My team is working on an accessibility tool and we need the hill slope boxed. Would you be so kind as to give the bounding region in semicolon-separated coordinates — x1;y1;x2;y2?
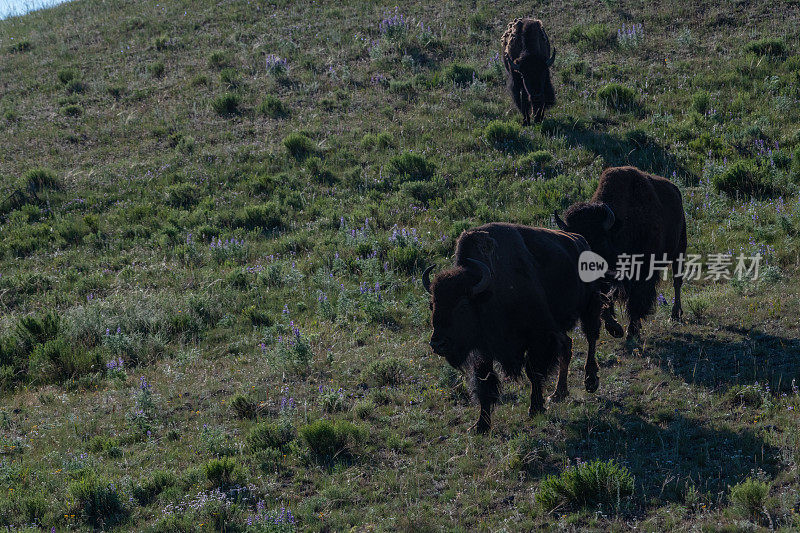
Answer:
1;0;800;530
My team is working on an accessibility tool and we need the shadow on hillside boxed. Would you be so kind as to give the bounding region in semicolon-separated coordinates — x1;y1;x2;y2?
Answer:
562;398;782;502
541;118;697;184
648;328;800;393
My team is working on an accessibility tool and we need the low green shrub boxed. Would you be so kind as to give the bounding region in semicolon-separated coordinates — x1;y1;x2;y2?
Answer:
729;477;770;520
247;420;296;451
745;38;786;57
691;90;711;114
284;132;315;161
441;62;477;85
299;419;365;462
202;457;244;489
211;92;240;115
69;473;127;528
362;357;408;386
712;159;774;197
387;152;435;184
22;168;61;193
568;24;615;50
597;83;638;111
484;120;526;150
132;470;175;506
535;459;634;511
257;95;288;118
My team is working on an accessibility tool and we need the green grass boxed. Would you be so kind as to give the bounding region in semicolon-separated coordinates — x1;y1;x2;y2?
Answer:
1;0;800;530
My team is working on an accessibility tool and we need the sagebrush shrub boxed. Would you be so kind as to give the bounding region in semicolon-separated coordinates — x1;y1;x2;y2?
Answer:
441;62;477;85
203;457;243;488
304;156;336;185
65;79;86;94
535;459;634;511
241;305;273;327
568;24;615;50
362;357;408;386
234;203;282;231
387;152;435;183
691;90;711;114
57;68;78;84
230;394;258;419
61;104;84;117
745;38;786;57
247;420;295;451
598;83;638;111
484;120;525;150
712;159;771;197
211;92;240;115
149;61;165;78
219;68;239;88
132;470;175;506
69;473;127;527
165;183;198;208
257;95;288;118
22;168;61;193
284;132;315;160
299;419;365;462
208;51;230;69
14;311;60;352
729;478;770;520
400;180;442;205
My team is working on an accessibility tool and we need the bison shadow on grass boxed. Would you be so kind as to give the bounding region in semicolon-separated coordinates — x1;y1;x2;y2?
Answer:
559;399;783;504
649;327;800;393
540;118;697;184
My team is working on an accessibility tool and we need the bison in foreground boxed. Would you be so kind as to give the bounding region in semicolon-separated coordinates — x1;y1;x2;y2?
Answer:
423;223;620;433
501;18;556;125
555;166;687;341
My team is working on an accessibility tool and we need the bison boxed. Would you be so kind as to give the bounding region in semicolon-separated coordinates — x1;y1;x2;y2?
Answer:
554;166;688;341
501;18;556;125
422;223;621;433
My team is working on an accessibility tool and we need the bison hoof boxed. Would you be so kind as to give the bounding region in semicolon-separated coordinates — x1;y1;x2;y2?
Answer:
548;390;568;403
584;373;599;393
472;420;491;434
528;403;545;417
605;320;625;339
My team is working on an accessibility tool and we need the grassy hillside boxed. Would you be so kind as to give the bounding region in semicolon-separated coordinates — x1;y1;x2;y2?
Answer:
1;0;800;530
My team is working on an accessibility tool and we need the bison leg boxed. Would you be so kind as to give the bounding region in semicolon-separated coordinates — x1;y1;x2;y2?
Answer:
532;102;546;123
671;229;687;320
625;280;657;343
519;74;536;126
548;334;571;403
524;360;546;416
471;360;499;434
671;268;684;320
581;295;602;393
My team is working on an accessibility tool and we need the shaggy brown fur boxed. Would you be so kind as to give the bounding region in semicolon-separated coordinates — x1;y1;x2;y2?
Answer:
424;223;620;434
555;166;688;342
501;18;556;124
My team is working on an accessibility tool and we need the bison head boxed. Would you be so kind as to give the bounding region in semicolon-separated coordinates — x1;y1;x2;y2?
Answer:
554;202;618;264
422;259;491;368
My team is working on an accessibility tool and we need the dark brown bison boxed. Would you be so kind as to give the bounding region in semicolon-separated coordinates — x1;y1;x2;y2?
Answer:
501;18;556;125
422;223;621;433
554;166;687;341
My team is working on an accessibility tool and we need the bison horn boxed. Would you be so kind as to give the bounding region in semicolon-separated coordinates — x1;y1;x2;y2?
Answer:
546;47;556;67
553;210;569;231
602;204;616;231
466;258;491;296
422;265;434;294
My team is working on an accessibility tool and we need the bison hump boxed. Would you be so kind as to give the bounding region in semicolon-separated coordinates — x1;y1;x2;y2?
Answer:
501;18;550;61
